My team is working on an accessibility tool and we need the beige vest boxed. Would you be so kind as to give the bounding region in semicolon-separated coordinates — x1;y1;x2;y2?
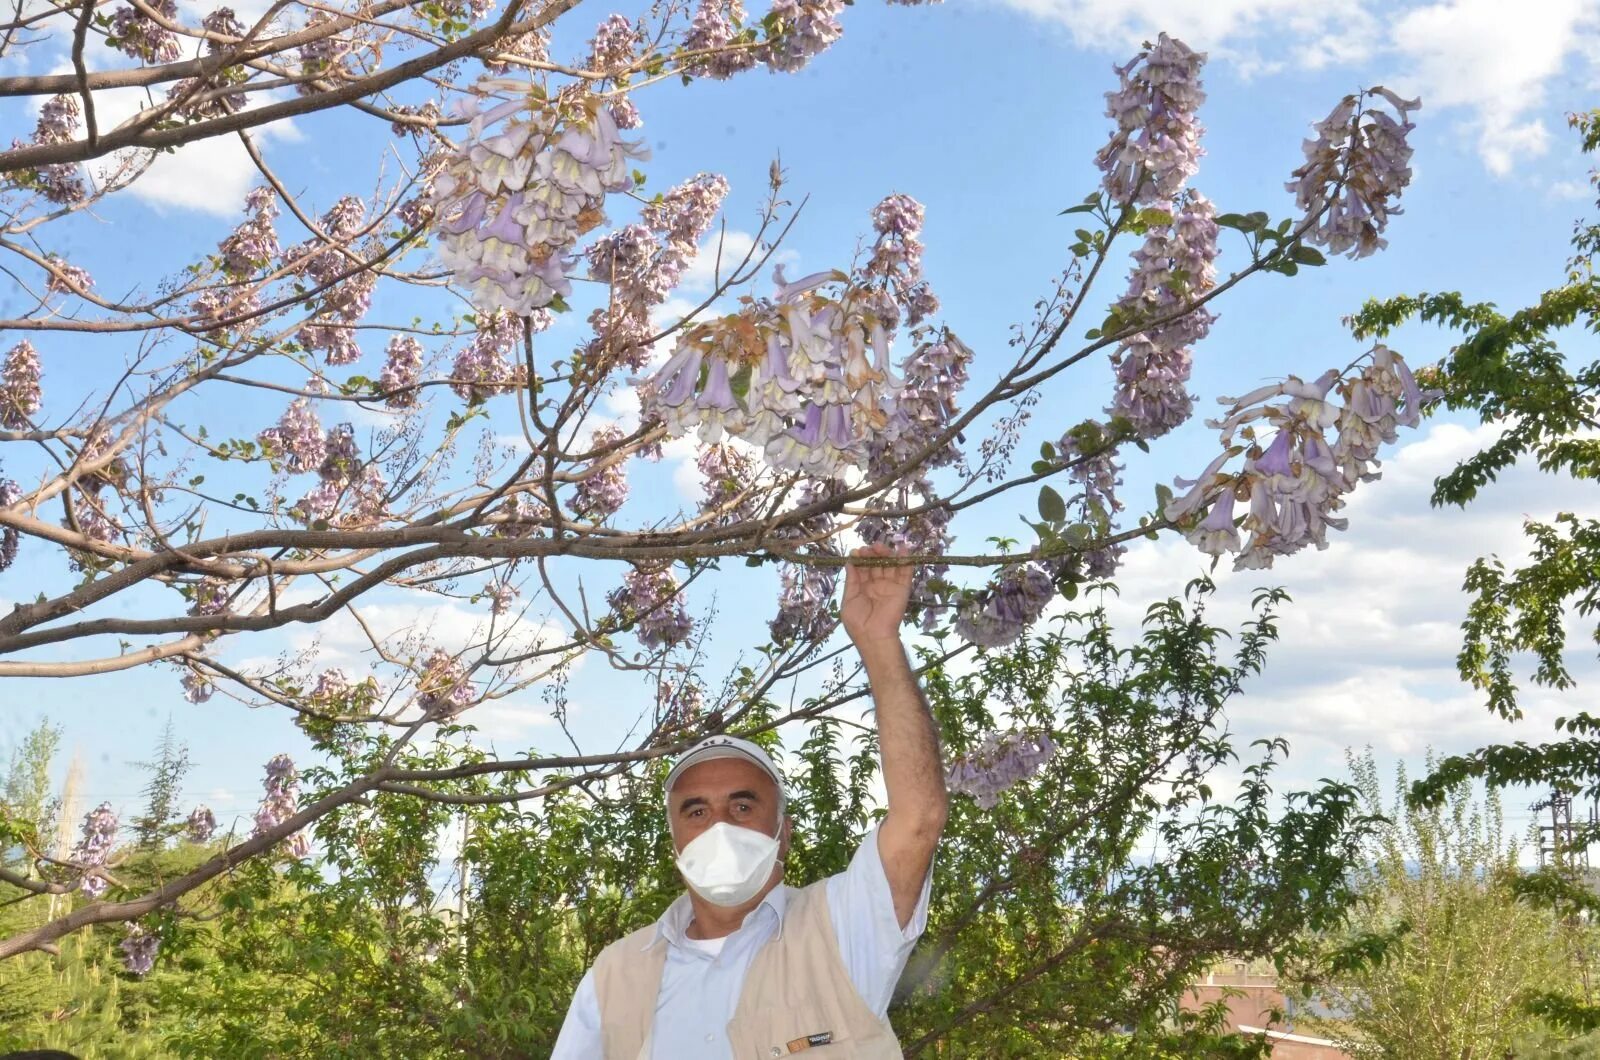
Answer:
591;881;904;1059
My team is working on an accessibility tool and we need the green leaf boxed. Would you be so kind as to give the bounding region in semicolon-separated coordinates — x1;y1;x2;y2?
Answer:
1290;244;1328;266
1038;485;1067;523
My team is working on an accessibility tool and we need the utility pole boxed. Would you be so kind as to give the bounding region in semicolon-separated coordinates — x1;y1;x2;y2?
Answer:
1533;790;1590;872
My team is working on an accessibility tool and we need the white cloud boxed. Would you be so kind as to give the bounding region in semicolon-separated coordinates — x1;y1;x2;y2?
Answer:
64;78;302;216
679;230;799;294
990;0;1600;175
1388;0;1595;176
986;0;1381;72
1548;177;1596;201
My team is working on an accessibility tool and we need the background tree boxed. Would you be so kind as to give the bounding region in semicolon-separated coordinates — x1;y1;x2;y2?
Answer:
1350;108;1600;1034
1;719;62;854
129;717;192;849
1301;751;1594;1059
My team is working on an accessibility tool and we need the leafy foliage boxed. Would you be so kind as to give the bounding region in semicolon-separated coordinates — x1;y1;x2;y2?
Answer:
1299;752;1600;1059
1;582;1374;1057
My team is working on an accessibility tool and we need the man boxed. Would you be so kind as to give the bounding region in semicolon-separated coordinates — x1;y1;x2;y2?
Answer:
551;544;948;1058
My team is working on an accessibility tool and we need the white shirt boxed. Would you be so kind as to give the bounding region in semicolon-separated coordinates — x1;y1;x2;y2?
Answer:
550;824;932;1059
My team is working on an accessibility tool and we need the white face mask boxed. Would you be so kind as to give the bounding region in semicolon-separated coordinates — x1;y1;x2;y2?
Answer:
674;819;782;907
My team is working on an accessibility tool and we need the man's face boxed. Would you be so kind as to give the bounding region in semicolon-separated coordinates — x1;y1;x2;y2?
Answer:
668;757;789;856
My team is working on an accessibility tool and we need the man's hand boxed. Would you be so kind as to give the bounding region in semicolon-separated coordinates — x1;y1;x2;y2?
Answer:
841;543;913;646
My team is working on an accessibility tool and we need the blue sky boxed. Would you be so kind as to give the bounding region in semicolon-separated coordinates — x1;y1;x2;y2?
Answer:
3;0;1599;849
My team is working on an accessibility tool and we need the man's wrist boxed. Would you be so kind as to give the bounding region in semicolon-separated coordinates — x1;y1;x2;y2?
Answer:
852;634;910;672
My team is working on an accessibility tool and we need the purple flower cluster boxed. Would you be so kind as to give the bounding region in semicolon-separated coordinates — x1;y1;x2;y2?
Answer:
769;563;837;645
607;564;693;648
0;478;20;572
107;0;180;64
585;172;729;371
1167;344;1434;569
430;90;644;316
696;443;759;524
258;399;326;473
216;174;279;269
1053;430;1126;579
486;580;519;616
451;308;540;404
298;11;353;93
380;335;425;408
185;805;217;843
568;425;630;521
309;667;378;712
641;193;945;478
656;678;704;728
589;14;641;74
202;7;243;45
491;492;548;538
295;423;388;527
72;802;119;897
44;256;93;297
181;668;214;704
14;95;87;205
485;27;550;74
417;650;475;716
120;922;160;976
1;340;42;429
953;563;1056;648
252;754;311;858
681;0;759;79
1288;87;1419;259
1107;192;1218;441
1096;33;1207;206
946;731;1056;809
763;0;845;74
189;577;231;616
875;332;970;474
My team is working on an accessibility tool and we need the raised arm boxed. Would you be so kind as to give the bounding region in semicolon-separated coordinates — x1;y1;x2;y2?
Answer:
841;543;949;929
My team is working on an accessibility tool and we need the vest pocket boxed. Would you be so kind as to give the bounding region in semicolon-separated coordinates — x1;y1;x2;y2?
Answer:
747;1003;850;1056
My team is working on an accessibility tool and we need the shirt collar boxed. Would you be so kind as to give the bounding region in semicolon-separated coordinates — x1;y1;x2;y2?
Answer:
644;882;790;952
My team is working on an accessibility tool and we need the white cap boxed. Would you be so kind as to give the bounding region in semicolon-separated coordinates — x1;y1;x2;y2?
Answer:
664;735;785;799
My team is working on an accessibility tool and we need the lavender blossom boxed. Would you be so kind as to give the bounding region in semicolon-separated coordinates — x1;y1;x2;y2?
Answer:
379;335;425;408
769;563;837;645
72;802;119;897
258;398;326;473
0;478;20;571
1;340;42;429
450;310;531;403
953;564;1056;648
416;650;475;717
762;0;845;74
946;731;1056;808
44;256;93;297
190;577;231;616
107;0;180;64
16;95;87;204
589;14;641;74
252;754;310;858
607;564;692;648
569;425;630;521
1166;346;1435;569
181;669;214;704
120;922;160;976
656;679;704;728
185;805;217;843
1288;88;1419;259
1096;33;1207;206
682;0;759;79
